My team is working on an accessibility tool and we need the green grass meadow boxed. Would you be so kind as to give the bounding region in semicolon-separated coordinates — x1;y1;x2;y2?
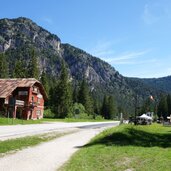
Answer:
0;117;43;125
61;124;171;171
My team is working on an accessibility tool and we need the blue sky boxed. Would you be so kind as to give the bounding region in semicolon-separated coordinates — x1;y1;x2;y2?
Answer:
1;0;171;78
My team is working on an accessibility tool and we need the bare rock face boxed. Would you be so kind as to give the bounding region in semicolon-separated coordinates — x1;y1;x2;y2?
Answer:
3;39;11;51
0;17;61;53
49;38;60;51
85;66;100;83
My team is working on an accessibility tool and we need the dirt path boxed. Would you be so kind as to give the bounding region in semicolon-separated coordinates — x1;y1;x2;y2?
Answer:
0;123;119;171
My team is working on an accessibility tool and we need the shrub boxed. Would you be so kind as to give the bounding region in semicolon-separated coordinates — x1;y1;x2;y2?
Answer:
43;109;55;118
95;115;104;120
68;103;94;119
76;113;93;119
71;103;86;116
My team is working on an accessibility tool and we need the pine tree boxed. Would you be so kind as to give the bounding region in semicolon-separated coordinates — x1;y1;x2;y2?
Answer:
40;71;49;95
157;95;168;119
78;79;93;115
140;96;155;114
14;59;27;78
54;61;73;118
101;95;117;119
108;96;117;119
167;94;171;115
101;95;109;119
28;49;39;79
0;53;8;78
94;100;100;115
73;86;78;103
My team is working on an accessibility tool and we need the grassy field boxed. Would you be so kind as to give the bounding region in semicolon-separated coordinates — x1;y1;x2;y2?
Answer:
0;117;43;125
0;131;75;156
61;124;171;171
0;117;109;125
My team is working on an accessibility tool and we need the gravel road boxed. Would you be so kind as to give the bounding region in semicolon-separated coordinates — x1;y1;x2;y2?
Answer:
0;121;119;171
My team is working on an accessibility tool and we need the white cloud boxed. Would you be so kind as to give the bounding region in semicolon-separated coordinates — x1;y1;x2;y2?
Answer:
107;50;148;62
42;17;53;25
112;58;157;65
87;39;155;66
87;39;156;67
88;39;122;58
142;4;159;25
142;3;170;25
101;50;152;65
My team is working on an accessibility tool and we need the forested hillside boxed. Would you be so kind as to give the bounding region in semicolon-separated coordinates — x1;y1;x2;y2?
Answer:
0;17;170;117
141;76;171;93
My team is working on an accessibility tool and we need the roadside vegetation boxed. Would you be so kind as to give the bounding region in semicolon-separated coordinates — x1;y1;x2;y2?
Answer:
0;117;42;125
0;117;109;125
61;124;171;171
0;131;75;155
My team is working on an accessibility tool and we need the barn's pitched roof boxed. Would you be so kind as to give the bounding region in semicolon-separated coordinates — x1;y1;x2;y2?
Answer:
0;78;47;99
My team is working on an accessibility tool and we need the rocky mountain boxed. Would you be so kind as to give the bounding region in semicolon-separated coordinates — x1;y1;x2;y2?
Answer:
0;17;169;114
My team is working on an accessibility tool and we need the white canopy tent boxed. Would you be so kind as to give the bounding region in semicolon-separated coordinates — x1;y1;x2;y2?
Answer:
139;114;153;120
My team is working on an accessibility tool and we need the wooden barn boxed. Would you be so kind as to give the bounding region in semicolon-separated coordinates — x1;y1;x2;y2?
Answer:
0;78;47;120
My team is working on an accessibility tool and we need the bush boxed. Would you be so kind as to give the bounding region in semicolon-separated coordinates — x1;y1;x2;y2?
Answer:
68;103;94;119
72;103;86;115
76;113;93;119
43;109;55;118
94;115;104;120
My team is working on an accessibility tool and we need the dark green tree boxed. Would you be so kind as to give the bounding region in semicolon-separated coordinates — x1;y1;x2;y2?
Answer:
28;49;39;79
94;100;101;115
54;61;73;118
40;71;49;95
73;86;79;103
0;53;8;78
14;59;27;78
101;95;117;119
40;71;49;107
157;94;168;119
140;96;155;114
49;87;55;107
101;95;109;119
108;96;117;119
167;94;171;115
78;79;94;115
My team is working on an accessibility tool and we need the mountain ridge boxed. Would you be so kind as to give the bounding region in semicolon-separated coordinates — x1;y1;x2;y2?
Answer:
0;17;170;114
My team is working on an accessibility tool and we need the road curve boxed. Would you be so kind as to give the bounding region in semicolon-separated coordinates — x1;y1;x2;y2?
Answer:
0;121;119;171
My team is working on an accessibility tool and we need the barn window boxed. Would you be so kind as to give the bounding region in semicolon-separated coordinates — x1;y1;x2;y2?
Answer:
37;98;41;104
36;110;41;115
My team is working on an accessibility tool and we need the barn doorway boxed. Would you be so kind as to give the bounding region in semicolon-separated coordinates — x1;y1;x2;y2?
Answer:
16;107;23;119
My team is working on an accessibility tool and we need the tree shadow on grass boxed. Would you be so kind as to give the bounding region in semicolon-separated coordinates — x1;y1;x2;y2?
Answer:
85;127;171;148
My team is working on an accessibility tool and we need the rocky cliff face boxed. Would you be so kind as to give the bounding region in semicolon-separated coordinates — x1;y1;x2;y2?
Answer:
0;17;61;52
0;17;167;113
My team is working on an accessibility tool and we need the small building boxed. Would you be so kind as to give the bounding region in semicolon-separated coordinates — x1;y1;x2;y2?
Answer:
0;78;47;120
136;114;153;125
